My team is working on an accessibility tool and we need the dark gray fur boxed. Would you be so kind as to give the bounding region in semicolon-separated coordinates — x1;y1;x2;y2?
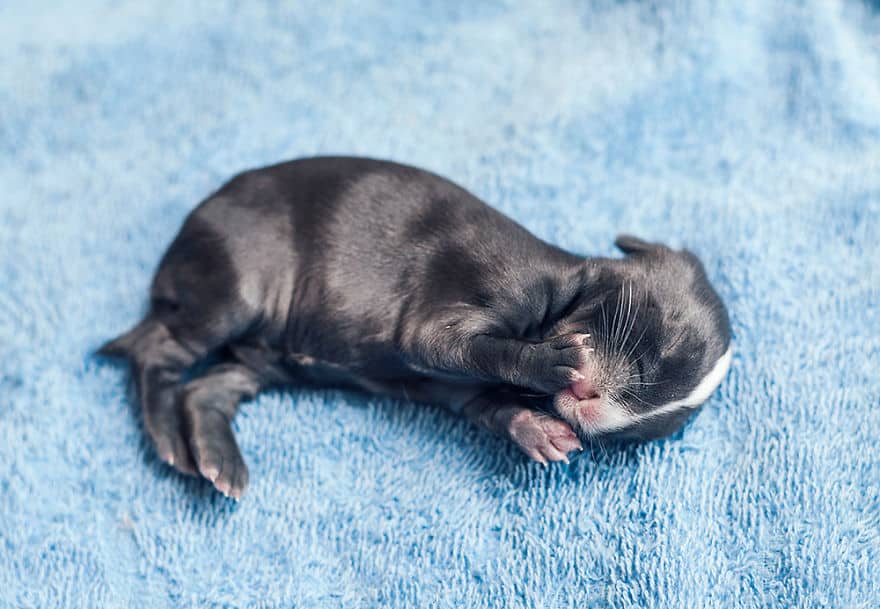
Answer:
100;157;731;498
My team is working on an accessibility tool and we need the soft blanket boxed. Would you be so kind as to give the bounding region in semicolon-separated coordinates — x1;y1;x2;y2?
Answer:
1;1;878;607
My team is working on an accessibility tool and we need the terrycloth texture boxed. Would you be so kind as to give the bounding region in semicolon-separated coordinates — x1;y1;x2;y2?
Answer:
1;1;879;607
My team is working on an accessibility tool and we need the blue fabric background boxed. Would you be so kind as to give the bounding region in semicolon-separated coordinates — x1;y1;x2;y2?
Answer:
1;1;879;607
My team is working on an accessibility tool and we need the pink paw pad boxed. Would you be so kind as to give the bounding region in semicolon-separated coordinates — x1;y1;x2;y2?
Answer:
505;409;583;465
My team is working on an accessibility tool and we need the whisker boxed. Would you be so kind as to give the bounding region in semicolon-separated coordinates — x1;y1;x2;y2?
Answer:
610;394;636;418
612;282;627;350
619;281;640;353
620;324;649;366
621;378;670;387
600;301;610;359
619;387;661;410
598;437;609;460
612;283;627;348
619;282;634;350
586;426;609;460
627;348;659;373
609;285;624;351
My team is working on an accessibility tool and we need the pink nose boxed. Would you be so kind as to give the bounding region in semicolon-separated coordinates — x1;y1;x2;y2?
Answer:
571;377;600;401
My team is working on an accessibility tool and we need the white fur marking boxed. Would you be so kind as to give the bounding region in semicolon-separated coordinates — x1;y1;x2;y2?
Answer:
599;345;733;432
677;345;733;406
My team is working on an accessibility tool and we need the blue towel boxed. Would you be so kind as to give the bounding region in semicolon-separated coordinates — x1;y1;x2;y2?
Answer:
2;1;878;607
